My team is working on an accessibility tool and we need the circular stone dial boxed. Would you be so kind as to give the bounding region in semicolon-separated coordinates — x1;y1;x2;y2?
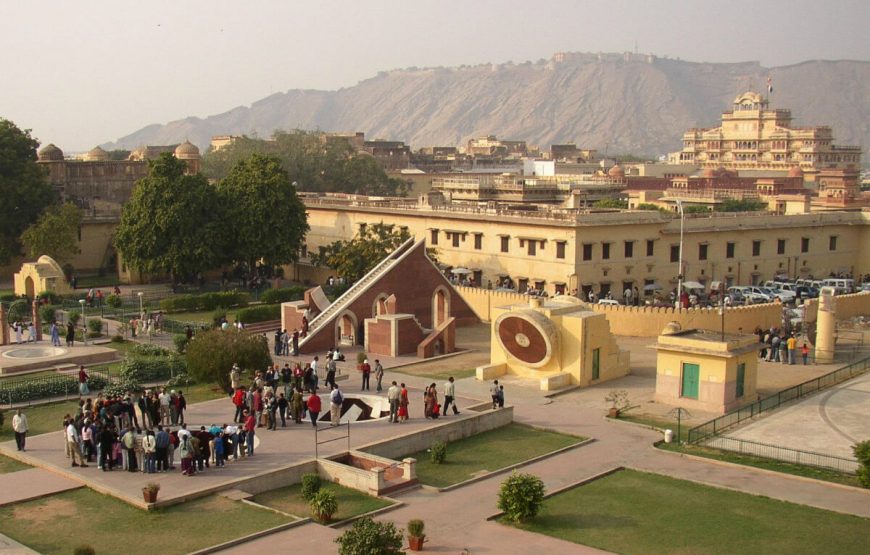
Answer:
495;310;558;368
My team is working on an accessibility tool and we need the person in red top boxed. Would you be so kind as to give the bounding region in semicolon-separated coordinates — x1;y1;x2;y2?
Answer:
360;359;372;391
243;410;256;456
78;366;89;396
232;387;246;423
306;393;321;427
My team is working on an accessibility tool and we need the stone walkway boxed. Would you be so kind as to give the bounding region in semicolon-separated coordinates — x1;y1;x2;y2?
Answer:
0;468;82;507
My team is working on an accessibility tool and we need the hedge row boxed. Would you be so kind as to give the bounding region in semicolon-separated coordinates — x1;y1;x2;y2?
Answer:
119;356;187;383
0;374;111;404
259;286;305;304
236;304;282;324
159;291;250;312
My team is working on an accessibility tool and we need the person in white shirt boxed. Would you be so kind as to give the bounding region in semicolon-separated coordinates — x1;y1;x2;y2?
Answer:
387;382;400;423
66;422;87;467
12;409;28;451
177;423;192;442
158;388;171;425
224;424;240;460
442;377;460;416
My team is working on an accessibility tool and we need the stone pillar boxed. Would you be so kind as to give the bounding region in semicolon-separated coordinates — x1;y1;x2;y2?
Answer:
815;287;836;364
32;300;43;341
0;303;8;346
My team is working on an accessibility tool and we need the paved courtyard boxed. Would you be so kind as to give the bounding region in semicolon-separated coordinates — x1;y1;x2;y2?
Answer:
725;371;870;461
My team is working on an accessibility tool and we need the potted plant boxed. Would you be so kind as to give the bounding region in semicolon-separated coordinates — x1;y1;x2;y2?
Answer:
604;389;629;418
356;351;367;370
142;482;160;503
407;519;425;551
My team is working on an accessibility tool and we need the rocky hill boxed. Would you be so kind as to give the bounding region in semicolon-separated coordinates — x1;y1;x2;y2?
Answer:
104;52;870;158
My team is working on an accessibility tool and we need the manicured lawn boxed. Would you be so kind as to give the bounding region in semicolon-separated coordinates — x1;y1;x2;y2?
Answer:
0;454;30;474
163;310;237;324
0;489;291;555
657;441;861;488
250;482;392;521
396;366;477;381
617;413;691;441
0;400;77;442
408;423;584;488
505;469;870;554
181;382;228;404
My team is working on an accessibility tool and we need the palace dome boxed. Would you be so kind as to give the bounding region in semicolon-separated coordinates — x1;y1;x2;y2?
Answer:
788;166;804;178
83;146;109;161
38;143;64;161
174;140;200;159
607;164;625;178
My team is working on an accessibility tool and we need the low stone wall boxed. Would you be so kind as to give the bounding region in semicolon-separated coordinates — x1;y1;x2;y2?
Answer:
358;404;513;460
236;460;318;496
802;291;870;322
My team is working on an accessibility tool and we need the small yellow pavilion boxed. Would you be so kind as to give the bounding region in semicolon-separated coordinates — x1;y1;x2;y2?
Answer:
13;255;72;298
654;323;760;414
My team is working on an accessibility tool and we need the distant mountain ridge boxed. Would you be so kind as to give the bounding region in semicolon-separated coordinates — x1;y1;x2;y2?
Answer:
103;52;870;158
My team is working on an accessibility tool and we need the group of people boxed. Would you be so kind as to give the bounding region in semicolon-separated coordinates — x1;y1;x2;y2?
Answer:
8;321;37;344
755;327;810;365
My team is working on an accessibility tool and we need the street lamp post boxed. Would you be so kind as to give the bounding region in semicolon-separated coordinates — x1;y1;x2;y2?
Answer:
78;299;86;346
675;200;685;312
137;292;144;320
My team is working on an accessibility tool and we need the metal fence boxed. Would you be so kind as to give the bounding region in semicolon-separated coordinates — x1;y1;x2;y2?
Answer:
0;367;115;408
705;436;858;473
688;354;870;444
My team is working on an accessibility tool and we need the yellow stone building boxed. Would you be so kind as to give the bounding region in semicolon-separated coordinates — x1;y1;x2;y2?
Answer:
671;92;862;183
294;194;870;302
654;324;760;414
476;296;629;391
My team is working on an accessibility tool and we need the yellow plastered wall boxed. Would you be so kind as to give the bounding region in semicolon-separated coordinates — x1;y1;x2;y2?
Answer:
803;291;870;322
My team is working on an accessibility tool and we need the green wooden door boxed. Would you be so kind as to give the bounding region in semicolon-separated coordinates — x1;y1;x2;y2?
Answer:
736;363;746;398
592;348;600;380
681;363;700;399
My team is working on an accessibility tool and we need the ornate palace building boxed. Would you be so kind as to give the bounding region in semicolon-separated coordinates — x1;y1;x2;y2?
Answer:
671;92;862;183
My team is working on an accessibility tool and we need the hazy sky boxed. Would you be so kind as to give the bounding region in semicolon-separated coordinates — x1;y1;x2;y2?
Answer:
2;0;867;151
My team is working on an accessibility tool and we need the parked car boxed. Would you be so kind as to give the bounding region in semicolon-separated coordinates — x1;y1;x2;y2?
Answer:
822;278;855;295
759;286;796;303
598;298;620;306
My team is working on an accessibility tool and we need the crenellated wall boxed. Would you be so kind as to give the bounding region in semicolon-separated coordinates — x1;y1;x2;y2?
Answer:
456;285;785;337
802;291;870;322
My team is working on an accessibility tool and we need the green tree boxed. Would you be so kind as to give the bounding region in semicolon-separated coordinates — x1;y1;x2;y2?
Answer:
185;329;271;392
0;119;56;264
114;153;224;282
217;154;309;270
20;202;81;261
683;205;712;214
716;198;767;212
853;440;870;487
311;223;410;283
636;203;668;212
335;517;404;555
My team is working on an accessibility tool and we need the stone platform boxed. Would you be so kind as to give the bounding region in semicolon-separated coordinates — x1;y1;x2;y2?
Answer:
0;343;120;375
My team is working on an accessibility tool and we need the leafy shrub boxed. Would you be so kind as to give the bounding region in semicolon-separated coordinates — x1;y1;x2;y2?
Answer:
87;319;103;333
236;304;282;324
131;343;169;357
309;489;338;522
212;310;227;328
110;335;124;343
301;473;322;501
854;440;870;488
173;334;190;354
185;329;271;393
39;305;56;324
37;291;62;304
119;356;186;383
357;352;367;365
336;516;404;555
104;379;140;398
73;546;95;555
0;409;4;429
86;331;102;339
68;310;81;325
407;519;424;538
0;293;20;303
106;294;123;308
7;302;29;323
159;291;250;312
260;286;305;304
497;472;546;523
0;374;110;404
430;440;447;464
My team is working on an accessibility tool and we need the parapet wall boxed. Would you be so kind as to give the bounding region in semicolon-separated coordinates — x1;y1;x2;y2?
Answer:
802;291;870;322
455;285;783;337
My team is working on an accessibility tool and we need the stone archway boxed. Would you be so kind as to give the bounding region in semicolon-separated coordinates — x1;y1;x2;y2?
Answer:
336;311;358;347
24;276;35;299
372;293;389;317
432;286;450;328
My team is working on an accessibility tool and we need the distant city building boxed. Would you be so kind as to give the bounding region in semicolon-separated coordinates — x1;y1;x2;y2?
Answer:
670;91;862;183
549;143;597;163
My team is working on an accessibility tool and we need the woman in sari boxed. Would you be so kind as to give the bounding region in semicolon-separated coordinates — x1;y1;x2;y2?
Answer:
398;383;409;423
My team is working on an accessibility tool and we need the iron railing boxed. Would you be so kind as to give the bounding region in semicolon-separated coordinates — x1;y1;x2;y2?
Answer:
688;354;870;444
705;436;858;473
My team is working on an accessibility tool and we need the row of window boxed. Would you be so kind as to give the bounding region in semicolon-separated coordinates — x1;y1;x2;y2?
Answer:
426;228;839;262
